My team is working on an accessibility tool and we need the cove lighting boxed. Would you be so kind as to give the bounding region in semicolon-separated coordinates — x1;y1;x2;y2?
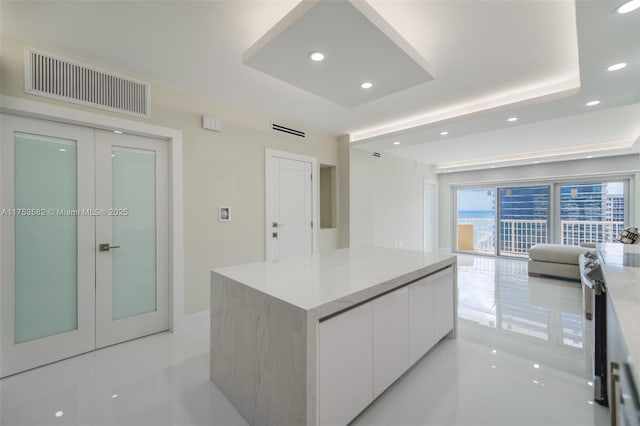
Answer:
309;52;325;62
586;100;600;106
607;62;627;71
507;117;518;122
440;131;449;136
617;0;640;14
360;81;373;89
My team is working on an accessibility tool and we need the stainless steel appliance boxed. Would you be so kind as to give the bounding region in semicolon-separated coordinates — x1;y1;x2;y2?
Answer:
580;250;608;406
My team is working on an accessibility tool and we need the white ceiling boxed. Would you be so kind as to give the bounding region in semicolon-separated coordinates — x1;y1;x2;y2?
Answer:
1;0;639;168
243;0;434;107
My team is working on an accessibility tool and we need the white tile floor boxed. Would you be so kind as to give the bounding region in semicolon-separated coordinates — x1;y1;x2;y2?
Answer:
0;255;609;426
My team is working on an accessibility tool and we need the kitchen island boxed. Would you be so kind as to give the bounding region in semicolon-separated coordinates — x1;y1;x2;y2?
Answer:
597;243;640;417
210;247;457;426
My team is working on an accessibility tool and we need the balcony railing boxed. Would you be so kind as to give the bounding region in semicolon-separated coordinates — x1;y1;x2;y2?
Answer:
457;218;624;256
561;220;625;246
499;219;548;256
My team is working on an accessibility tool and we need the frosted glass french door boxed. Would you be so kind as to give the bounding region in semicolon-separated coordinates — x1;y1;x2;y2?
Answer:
0;115;96;377
0;115;169;377
94;130;168;348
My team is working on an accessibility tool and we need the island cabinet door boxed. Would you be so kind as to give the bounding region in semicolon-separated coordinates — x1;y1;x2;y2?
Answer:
408;276;436;365
433;267;455;341
372;286;410;398
318;303;373;426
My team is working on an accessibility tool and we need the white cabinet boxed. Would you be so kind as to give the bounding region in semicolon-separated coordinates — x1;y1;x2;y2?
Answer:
318;303;373;426
408;276;435;364
433;267;455;341
318;266;455;425
372;287;409;398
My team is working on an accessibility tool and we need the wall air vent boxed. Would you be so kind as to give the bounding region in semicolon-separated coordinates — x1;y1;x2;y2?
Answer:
272;123;306;138
24;48;151;118
373;152;381;158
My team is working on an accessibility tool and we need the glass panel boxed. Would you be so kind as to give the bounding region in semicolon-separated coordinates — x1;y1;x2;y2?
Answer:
498;185;550;257
14;132;78;343
560;182;625;245
112;146;157;320
456;188;496;254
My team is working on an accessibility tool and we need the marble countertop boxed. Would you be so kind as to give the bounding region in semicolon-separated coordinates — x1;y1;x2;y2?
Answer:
213;247;456;316
598;243;640;392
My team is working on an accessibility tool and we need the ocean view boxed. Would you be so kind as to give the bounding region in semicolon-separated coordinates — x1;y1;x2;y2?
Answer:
458;210;493;219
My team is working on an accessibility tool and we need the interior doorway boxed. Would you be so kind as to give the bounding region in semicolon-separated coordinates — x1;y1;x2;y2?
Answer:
265;149;318;261
0;114;169;377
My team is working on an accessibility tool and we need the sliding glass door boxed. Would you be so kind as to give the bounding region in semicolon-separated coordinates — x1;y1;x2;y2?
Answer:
498;185;550;257
558;181;626;245
456;188;496;254
453;179;627;257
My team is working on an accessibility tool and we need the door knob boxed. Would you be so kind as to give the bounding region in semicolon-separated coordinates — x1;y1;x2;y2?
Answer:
99;243;121;252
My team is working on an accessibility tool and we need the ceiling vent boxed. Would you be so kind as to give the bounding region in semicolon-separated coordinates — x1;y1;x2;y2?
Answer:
272;123;306;139
24;48;151;118
373;152;382;158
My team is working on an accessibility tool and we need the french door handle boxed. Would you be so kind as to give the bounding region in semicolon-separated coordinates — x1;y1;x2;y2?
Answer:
99;243;121;252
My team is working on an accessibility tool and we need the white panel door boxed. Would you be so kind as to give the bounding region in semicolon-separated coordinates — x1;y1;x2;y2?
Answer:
408;276;436;365
372;286;409;398
433;267;455;341
0;114;95;378
94;130;169;348
318;303;373;426
267;153;313;260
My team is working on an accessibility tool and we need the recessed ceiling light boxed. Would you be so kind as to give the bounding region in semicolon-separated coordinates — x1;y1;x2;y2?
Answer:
55;411;64;417
607;62;627;71
440;131;449;136
533;161;540;164
360;81;373;89
507;117;518;122
309;51;325;62
112;394;118;399
586;100;600;106
393;141;400;145
58;148;67;152
586;155;594;159
113;130;123;134
617;0;640;14
490;166;496;169
534;363;540;369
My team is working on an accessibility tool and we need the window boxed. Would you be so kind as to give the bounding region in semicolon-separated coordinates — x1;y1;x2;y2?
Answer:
453;178;629;257
558;181;626;245
498;185;550;256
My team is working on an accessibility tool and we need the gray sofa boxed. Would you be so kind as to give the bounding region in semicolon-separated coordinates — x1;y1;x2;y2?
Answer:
527;243;593;320
527;243;589;280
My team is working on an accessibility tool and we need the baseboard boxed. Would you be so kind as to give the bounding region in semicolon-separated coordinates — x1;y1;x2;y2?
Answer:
183;309;211;329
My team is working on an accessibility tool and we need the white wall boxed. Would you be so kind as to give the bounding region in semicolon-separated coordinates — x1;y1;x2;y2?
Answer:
350;148;437;251
438;154;640;249
0;36;346;314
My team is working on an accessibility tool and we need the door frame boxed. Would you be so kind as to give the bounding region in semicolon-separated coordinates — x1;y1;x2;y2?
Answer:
0;95;185;332
265;149;318;261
